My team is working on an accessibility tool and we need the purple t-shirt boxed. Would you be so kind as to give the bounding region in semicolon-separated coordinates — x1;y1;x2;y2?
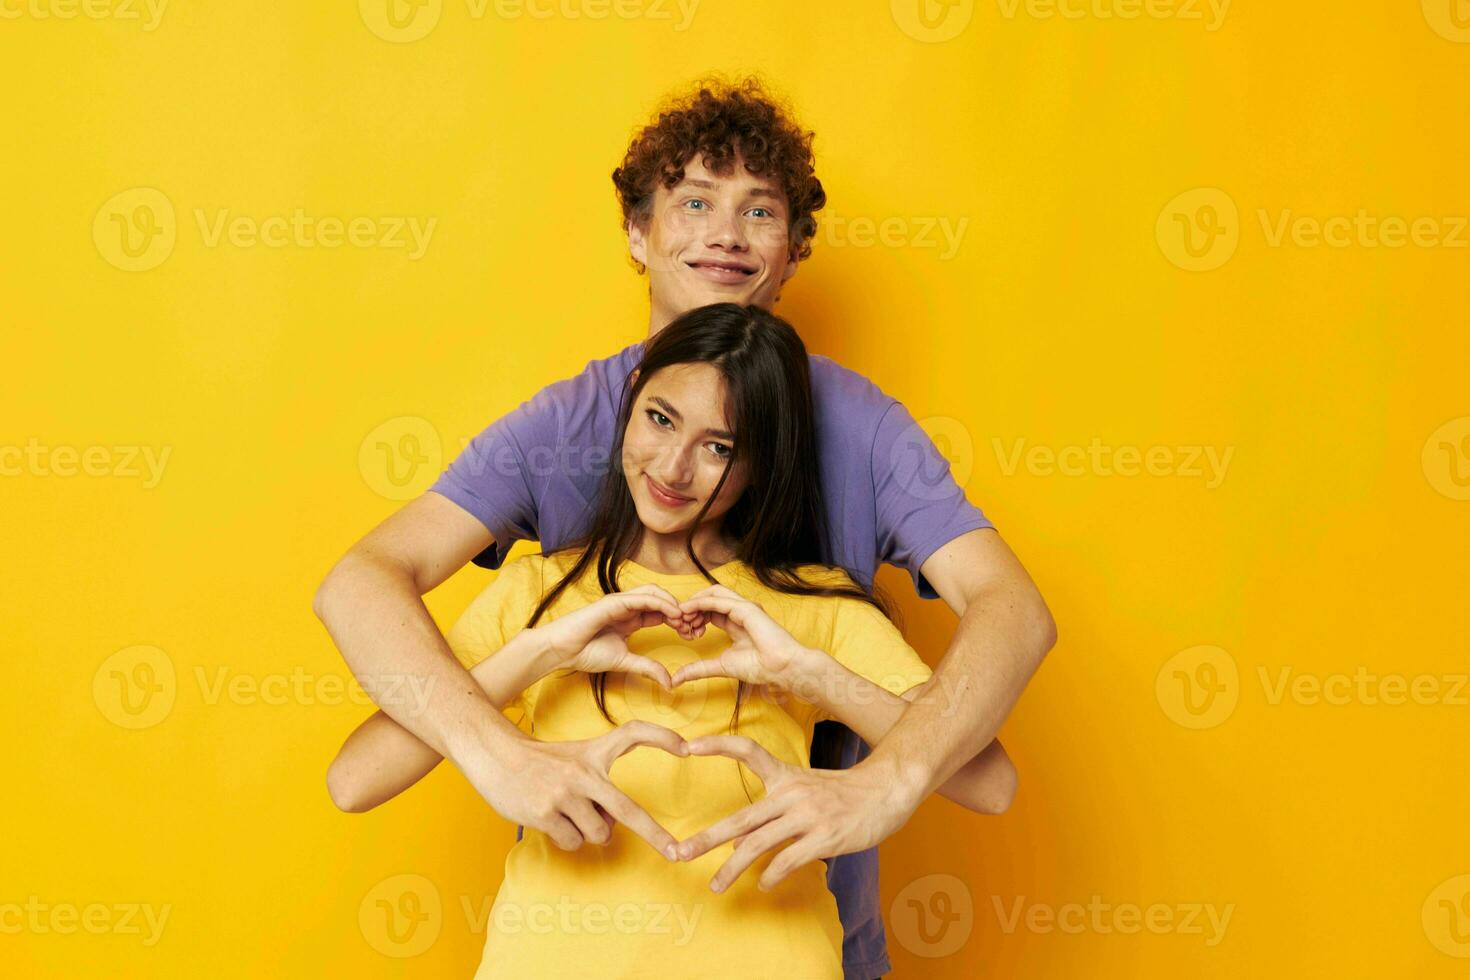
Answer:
430;340;993;979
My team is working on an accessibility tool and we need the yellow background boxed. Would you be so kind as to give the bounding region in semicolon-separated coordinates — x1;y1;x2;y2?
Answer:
4;1;1468;976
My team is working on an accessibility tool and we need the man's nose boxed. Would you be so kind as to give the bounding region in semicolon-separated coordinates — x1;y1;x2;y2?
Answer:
705;208;748;251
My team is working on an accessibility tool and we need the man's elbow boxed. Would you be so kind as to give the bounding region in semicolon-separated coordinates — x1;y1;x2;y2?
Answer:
326;757;377;814
1028;591;1058;660
974;760;1018;815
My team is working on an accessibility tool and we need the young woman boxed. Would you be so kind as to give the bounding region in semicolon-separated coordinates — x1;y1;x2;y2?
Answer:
328;303;1018;978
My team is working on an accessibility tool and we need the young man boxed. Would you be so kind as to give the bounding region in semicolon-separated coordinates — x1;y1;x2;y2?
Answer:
314;77;1056;979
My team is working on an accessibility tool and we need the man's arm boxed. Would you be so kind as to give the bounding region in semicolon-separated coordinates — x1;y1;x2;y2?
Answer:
325;620;555;813
677;525;1054;891
313;491;682;857
866;525;1053;809
786;652;1019;815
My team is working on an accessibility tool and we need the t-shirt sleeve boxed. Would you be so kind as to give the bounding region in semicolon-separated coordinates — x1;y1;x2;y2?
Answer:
870;398;996;600
442;557;545;718
427;385;563;571
805;596;934;726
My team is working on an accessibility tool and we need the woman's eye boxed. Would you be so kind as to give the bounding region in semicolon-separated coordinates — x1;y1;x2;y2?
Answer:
708;442;732;458
646;409;672;427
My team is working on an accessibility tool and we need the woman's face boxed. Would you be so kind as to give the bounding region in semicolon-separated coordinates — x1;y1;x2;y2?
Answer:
622;362;750;538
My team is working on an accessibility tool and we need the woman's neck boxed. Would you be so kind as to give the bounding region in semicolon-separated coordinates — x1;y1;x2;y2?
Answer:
629;525;738;576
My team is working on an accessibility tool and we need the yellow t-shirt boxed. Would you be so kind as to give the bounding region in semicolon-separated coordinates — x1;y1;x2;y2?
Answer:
445;549;933;980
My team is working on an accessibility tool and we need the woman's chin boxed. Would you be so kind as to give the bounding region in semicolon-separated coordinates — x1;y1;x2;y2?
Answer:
631;500;691;537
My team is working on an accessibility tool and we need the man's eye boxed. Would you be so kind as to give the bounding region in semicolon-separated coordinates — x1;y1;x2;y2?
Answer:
748;207;773;218
685;199;709;211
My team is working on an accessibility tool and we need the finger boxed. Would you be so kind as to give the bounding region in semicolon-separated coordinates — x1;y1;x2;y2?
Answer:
679;594;747;621
674;795;784;861
670;658;732;687
562;796;612;846
536;812;585;852
611;592;684;623
620;654;675;691
710;816;803;893
684;733;784;783
589;784;680;860
631;583;682;606
599;721;690;765
758;835;827;891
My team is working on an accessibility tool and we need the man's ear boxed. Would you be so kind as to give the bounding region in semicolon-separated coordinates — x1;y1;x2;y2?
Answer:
627;219;647;268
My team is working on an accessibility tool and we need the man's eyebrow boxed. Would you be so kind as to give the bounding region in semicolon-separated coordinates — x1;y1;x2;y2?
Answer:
676;177;783;203
649;395;734;440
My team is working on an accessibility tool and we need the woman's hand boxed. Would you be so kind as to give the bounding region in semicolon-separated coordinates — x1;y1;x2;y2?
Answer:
669;585;817;694
538;584;695;689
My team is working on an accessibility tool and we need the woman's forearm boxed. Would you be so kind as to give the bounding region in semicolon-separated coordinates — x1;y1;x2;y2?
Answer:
326;627;561;812
784;651;1018;814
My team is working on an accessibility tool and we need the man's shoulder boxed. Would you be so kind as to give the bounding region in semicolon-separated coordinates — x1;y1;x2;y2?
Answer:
806;353;899;416
528;341;642;404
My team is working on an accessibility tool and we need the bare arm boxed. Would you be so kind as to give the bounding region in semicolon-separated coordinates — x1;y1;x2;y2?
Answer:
326;625;559;813
784;652;1017;814
313;491;684;856
863;527;1055;810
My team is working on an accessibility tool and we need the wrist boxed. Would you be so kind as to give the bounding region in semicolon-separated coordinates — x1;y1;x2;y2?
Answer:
861;742;934;812
520;626;566;678
780;645;831;700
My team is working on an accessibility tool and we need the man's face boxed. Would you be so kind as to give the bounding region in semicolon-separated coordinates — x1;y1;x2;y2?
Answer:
627;154;801;321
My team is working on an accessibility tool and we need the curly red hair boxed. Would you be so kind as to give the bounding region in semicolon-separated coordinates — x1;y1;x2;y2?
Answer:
612;75;826;272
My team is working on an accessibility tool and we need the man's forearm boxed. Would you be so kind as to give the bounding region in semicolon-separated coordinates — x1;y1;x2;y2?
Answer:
313;548;521;765
789;653;1018;813
327;626;561;812
865;583;1054;807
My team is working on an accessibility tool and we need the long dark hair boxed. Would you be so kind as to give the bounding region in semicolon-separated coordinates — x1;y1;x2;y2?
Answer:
526;302;891;747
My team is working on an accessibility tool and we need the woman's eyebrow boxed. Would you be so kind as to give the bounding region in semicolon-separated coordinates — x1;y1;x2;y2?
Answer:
649;395;734;440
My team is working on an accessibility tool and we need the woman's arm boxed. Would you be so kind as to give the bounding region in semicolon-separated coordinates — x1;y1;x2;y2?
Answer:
782;651;1018;815
326;626;562;813
327;583;694;814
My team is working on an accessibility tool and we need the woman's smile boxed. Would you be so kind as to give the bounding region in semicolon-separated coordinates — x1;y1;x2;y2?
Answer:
644;472;695;508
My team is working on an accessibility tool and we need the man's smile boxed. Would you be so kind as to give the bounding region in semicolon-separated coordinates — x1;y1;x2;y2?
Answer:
685;257;758;284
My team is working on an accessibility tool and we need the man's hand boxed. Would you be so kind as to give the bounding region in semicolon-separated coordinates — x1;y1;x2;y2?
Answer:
460;719;692;859
674;733;918;893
